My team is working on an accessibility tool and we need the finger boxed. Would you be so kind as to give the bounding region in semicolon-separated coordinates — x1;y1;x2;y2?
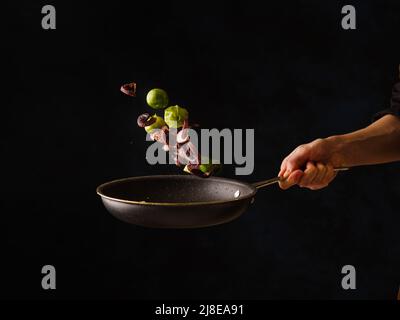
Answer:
308;164;336;190
279;169;303;190
322;163;337;185
313;162;328;185
286;147;308;173
280;145;310;178
325;163;335;180
299;162;318;187
278;160;287;177
324;163;335;183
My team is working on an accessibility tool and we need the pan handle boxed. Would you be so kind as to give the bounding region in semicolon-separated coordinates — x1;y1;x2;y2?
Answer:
252;167;349;189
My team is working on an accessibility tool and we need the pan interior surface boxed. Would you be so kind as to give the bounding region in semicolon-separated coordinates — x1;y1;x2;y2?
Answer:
97;175;256;204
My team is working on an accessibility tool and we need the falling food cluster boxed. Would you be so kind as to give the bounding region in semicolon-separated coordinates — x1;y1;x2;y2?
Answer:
121;82;221;177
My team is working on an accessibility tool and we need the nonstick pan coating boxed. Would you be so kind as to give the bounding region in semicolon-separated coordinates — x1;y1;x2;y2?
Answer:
96;175;257;228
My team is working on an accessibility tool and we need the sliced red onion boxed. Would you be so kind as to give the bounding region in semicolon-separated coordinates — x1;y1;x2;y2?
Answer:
148;131;157;141
172;150;181;167
187;163;200;170
186;141;200;165
137;113;156;128
177;141;199;165
176;128;189;144
177;147;189;164
149;128;168;145
121;82;137;96
161;126;169;145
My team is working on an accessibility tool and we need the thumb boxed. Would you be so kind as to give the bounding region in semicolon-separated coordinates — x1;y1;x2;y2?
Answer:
283;145;310;177
279;169;304;190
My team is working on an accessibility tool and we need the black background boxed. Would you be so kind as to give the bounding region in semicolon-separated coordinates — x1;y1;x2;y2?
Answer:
2;0;400;299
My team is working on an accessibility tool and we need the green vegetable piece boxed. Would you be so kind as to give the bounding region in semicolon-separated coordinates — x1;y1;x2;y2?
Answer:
146;88;169;110
144;114;166;133
199;163;222;174
199;163;212;173
198;156;222;175
164;105;189;128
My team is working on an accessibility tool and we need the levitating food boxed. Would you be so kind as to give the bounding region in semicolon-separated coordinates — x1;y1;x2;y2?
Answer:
146;88;169;110
121;82;221;177
120;82;137;97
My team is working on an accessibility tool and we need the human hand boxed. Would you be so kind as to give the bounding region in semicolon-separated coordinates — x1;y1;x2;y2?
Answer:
278;138;342;190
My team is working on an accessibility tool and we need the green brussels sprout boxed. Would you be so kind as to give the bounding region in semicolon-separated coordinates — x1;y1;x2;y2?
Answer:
183;157;222;177
199;156;222;174
144;114;166;133
164;105;189;128
199;162;222;175
146;88;169;110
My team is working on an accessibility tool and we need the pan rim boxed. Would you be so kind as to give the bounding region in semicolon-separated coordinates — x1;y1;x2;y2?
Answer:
96;175;257;206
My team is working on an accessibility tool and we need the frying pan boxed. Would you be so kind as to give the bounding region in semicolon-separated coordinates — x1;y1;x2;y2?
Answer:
96;168;348;228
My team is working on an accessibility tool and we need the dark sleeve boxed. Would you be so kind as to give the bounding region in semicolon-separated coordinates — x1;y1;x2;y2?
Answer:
373;80;400;121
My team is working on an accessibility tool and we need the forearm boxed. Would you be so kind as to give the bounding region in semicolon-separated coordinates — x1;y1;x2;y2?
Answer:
327;115;400;167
